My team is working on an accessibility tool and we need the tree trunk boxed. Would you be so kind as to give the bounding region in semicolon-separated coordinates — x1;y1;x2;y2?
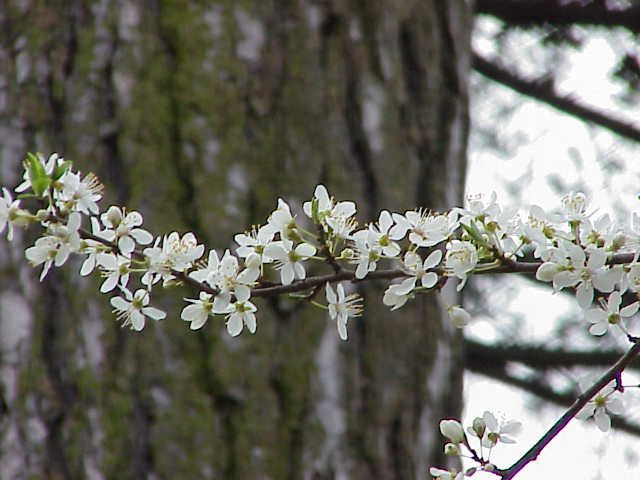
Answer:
0;1;471;479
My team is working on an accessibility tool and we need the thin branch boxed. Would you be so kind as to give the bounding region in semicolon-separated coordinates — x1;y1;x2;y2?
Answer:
466;359;640;437
472;51;640;143
496;339;640;479
476;0;640;34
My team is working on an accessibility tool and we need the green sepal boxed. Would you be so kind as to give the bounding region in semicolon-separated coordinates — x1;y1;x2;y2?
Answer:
311;197;320;223
460;221;487;247
52;160;72;181
24;152;51;196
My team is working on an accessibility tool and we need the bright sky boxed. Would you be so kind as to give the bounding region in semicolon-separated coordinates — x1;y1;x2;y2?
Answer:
462;18;640;480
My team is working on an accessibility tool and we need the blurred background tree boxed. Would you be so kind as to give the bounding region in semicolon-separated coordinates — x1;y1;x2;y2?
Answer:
0;1;637;479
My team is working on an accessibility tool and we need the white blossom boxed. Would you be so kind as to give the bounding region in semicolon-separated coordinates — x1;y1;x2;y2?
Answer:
234;225;278;264
210;249;260;301
576;382;623;432
382;283;412;311
303;185;357;237
559;191;591;224
267;198;297;240
97;253;131;293
455;192;500;223
521;205;559;260
264;239;316;285
351;229;383;279
391;210;458;247
57;171;103;214
445;240;478;290
98;206;153;256
222;287;258;336
110;288;166;331
479;411;521;447
0;188;27;240
537;245;620;308
25;236;59;280
325;282;363;340
586;291;639;336
367;210;403;257
181;292;215;330
24;213;82;279
142;232;204;286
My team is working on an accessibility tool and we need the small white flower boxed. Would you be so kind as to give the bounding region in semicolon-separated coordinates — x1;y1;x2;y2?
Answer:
234;225;277;264
189;249;221;286
267;198;297;240
110;288;166;331
391;210;458;247
351;229;383;279
47;212;82;266
97;253;131;293
325;282;363;340
479;411;521;447
142;232;204;286
222;288;258;336
24;213;82;279
559;191;591;223
57;171;103;214
586;291;639;336
402;250;442;289
576;382;623;432
79;218;108;276
381;250;442;308
25;236;59;280
181;292;215;330
0;188;28;240
99;206;153;256
382;283;412;310
368;210;403;257
264;240;316;285
303;185;356;233
445;240;478;291
455;192;500;223
521;205;559;260
538;245;620;308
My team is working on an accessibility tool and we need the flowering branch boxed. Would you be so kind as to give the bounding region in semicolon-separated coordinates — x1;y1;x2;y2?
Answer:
5;153;640;478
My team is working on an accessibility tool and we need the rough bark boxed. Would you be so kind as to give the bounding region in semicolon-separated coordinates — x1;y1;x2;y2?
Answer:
0;1;470;479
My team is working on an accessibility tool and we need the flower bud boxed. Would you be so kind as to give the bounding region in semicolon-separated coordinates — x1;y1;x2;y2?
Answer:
104;206;123;227
447;306;471;328
340;248;354;260
471;417;486;438
444;443;460;456
439;419;465;443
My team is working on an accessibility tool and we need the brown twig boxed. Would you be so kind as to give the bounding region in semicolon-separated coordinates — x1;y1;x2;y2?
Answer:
496;338;640;479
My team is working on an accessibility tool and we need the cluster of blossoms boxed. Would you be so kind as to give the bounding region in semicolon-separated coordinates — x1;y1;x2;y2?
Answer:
431;413;522;479
4;153;640;478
